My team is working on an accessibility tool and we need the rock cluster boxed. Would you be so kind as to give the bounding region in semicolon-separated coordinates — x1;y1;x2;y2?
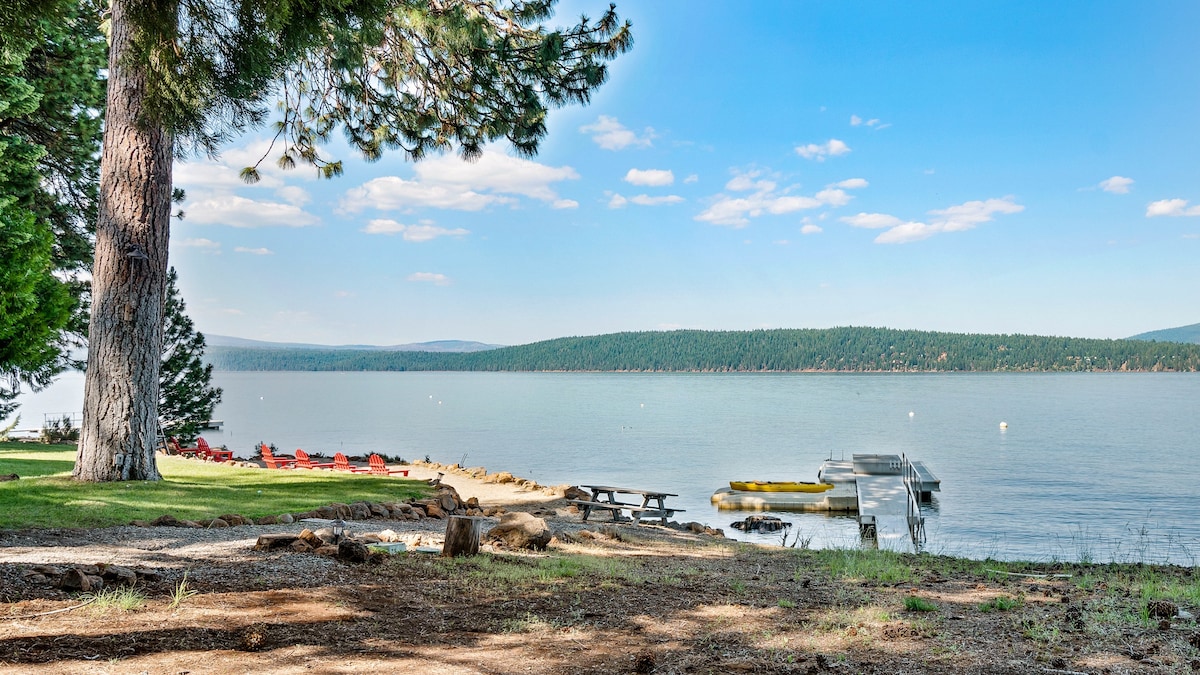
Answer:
413;459;570;497
21;563;161;592
130;483;491;529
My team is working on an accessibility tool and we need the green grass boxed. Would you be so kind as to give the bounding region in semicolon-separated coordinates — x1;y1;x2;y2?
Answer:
903;595;938;612
978;595;1022;612
84;585;148;613
0;442;430;528
803;549;915;584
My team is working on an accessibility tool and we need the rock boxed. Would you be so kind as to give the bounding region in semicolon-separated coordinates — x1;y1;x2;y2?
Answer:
377;529;402;543
255;515;278;525
439;492;459;513
331;503;353;520
315;545;338;556
218;514;248;526
151;514;180;527
254;534;300;551
58;568;95;592
315;506;336;519
486;512;552;550
289;539;313;553
101;565;138;586
730;515;791;533
336;539;370;564
298;528;325;548
465;497;480;510
686;522;707;533
358;533;382;543
409;506;426;519
129;520;151;528
349;502;372;520
422;501;445;519
368;503;390;518
207;518;230;528
277;513;295;524
0;473;19;481
482;507;504;517
563;486;590;501
179;520;204;528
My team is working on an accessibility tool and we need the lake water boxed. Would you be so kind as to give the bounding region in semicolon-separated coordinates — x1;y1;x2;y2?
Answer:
14;371;1200;565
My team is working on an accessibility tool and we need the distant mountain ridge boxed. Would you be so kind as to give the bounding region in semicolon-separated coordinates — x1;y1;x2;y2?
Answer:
205;334;503;352
1127;323;1200;345
206;327;1200;373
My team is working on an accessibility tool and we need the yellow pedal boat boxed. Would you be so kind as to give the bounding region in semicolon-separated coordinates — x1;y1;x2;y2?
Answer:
729;481;834;493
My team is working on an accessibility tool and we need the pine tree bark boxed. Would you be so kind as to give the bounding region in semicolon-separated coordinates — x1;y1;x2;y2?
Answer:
73;0;171;481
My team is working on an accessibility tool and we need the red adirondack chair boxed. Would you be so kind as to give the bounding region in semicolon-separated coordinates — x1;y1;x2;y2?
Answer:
197;437;232;462
366;454;410;477
331;452;370;473
294;449;334;470
168;437;200;457
259;443;297;469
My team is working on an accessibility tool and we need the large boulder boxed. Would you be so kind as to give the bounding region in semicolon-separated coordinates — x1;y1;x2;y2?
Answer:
486;512;552;551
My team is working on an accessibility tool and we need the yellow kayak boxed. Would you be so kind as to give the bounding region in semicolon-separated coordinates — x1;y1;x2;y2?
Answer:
729;481;834;493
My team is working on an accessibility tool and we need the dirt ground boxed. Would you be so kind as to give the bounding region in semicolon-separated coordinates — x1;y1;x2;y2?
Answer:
2;466;1198;674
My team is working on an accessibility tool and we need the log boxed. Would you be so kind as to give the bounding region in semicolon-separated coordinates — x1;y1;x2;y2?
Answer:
442;515;482;557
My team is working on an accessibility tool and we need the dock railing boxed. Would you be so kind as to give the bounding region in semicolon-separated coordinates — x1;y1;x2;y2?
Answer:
901;454;926;547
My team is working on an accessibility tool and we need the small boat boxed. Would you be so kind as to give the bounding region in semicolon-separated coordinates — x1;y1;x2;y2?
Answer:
729;480;834;493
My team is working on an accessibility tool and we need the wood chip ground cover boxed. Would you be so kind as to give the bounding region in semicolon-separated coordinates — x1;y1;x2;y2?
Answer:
2;516;1198;674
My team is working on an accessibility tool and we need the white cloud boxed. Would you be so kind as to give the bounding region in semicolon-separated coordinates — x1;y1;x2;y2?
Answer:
407;272;451;286
800;224;823;235
795;139;851;161
607;193;628;209
773;239;790;246
630;194;684;206
1146;198;1200;217
1099;176;1134;194
725;171;776;193
185;195;320;228
835;178;869;190
275;185;311;206
851;115;889;129
552;199;579;209
341;151;578;213
233;246;273;255
814;189;852;207
683;174;699;184
579;115;655;150
362;219;469;242
624;168;675;186
179;238;221;250
841;213;905;229
696;170;853;228
846;197;1024;244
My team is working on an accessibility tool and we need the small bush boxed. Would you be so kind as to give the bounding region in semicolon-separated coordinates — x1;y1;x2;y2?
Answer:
979;595;1022;612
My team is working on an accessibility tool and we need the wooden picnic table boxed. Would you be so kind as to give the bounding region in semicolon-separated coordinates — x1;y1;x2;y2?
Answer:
568;485;685;526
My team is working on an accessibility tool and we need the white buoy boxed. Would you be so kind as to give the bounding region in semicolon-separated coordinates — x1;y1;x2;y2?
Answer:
908;411;915;418
999;421;1008;429
640;403;644;408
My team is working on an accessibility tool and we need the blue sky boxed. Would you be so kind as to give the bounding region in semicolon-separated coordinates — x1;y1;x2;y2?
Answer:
167;1;1200;347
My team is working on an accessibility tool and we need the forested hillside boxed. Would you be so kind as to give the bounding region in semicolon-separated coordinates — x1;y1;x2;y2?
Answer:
1128;323;1200;345
207;327;1200;372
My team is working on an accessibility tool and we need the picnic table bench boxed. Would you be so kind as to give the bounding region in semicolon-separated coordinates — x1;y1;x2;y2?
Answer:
567;485;685;526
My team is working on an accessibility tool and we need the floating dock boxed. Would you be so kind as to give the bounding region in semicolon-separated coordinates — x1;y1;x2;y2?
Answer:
712;453;939;550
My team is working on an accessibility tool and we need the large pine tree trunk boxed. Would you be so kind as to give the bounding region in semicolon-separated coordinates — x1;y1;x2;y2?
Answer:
73;0;172;481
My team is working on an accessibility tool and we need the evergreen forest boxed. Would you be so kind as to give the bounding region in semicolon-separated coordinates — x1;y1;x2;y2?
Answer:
206;327;1200;373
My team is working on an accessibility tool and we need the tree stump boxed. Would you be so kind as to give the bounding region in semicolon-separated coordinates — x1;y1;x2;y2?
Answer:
442;515;482;557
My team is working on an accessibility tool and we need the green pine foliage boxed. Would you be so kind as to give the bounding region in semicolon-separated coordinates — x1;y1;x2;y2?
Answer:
0;7;101;419
159;269;222;443
206;327;1200;373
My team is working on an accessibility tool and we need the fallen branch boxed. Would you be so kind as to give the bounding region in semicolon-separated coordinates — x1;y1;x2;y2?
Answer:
4;597;96;620
986;569;1072;579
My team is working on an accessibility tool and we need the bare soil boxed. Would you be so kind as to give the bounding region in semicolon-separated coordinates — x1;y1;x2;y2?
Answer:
2;467;1198;674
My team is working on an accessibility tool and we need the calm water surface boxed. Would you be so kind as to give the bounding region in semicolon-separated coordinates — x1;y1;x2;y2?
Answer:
18;371;1200;564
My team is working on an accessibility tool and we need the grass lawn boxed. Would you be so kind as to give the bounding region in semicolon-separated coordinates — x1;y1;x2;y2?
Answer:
0;442;430;529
